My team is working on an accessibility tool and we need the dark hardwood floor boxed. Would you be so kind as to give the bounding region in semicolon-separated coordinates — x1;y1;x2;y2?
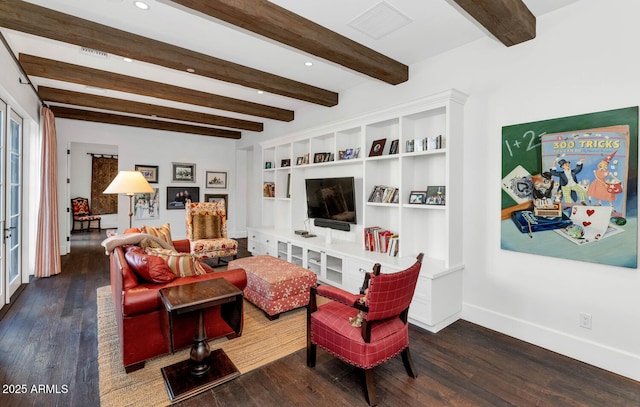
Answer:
0;231;638;406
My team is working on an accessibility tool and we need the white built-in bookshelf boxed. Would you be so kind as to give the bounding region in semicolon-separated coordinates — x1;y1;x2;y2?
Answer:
250;89;467;332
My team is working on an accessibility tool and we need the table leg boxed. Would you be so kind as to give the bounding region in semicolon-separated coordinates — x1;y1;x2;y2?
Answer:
189;309;210;376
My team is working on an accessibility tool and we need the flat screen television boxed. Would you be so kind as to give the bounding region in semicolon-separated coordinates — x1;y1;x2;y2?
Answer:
305;177;357;224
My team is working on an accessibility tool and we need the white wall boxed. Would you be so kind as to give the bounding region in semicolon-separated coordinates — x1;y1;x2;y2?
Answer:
56;119;241;253
240;0;640;381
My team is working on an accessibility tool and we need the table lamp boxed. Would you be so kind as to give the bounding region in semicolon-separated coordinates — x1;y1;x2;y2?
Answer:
103;170;154;228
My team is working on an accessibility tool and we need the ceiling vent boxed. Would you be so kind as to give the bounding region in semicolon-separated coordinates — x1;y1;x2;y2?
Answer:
80;47;109;59
348;1;413;40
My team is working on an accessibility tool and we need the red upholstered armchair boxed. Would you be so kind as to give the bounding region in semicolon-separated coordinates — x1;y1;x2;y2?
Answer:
307;253;423;406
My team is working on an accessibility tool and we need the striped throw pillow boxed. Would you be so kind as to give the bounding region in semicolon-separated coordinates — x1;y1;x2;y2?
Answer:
141;223;175;250
145;248;207;277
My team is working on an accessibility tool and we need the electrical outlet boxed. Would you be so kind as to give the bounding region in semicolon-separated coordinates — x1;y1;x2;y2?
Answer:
579;312;592;329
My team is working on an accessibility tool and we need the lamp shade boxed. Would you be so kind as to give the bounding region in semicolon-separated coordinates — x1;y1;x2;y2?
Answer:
103;170;154;195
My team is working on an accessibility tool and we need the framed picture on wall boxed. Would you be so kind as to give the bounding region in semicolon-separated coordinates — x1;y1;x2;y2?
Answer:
203;193;228;216
172;162;196;182
134;188;160;219
205;171;227;189
167;186;199;209
135;164;159;183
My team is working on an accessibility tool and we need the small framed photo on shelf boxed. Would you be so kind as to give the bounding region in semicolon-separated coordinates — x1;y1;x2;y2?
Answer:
389;139;399;154
205;171;227;189
281;159;291;167
369;138;386;157
296;156;304;165
344;148;354;159
263;182;275;197
406;139;415;153
425;186;446;205
353;147;361;158
409;191;427;204
135;164;158;183
171;162;196;182
265;161;272;169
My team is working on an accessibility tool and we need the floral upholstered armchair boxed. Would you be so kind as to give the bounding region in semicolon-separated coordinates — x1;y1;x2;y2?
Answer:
185;199;238;263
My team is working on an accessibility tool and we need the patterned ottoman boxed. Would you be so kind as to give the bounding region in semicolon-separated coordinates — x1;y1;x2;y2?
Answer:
228;255;317;320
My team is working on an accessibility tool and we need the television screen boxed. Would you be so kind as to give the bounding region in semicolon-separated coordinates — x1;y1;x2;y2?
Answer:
305;177;357;224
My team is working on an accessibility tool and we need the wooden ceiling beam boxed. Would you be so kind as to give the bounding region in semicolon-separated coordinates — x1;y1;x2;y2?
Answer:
50;106;241;139
168;0;409;85
0;0;337;106
20;54;294;122
450;0;536;46
38;87;263;132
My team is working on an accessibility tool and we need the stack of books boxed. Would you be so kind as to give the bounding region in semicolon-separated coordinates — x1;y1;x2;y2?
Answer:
364;226;399;256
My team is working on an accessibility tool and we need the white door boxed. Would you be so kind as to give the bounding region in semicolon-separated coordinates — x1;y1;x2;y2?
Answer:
6;109;23;299
0;99;23;305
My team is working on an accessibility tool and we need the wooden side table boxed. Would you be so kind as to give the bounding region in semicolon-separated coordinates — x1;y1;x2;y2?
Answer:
159;278;243;402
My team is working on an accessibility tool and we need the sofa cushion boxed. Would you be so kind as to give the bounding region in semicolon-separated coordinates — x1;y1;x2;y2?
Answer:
125;247;176;283
140;223;175;250
192;214;222;240
146;248;207;277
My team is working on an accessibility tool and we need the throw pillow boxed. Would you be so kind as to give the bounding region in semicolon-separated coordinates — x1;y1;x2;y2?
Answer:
125;247;176;283
146;248;207;277
140;223;175;250
192;214;222;240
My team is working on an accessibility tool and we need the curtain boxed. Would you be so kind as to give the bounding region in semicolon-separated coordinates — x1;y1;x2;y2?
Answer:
91;156;118;214
35;107;61;278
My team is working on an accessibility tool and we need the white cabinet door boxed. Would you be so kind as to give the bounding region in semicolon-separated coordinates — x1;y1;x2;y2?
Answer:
247;229;262;255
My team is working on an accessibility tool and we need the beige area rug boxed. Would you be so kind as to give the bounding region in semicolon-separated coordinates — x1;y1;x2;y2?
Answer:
97;285;308;407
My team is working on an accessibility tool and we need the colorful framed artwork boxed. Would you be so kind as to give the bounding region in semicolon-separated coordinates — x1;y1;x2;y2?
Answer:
501;106;638;268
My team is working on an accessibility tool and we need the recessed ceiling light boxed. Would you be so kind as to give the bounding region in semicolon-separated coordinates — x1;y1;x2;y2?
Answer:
304;61;313;67
257;90;264;94
186;68;195;73
134;1;149;10
123;57;133;63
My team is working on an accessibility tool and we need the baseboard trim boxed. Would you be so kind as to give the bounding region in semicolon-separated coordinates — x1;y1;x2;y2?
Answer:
462;302;640;382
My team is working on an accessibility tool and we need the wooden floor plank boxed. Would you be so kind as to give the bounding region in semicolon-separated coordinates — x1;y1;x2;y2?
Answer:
0;231;638;407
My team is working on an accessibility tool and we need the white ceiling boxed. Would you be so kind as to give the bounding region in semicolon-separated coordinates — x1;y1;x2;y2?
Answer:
1;0;580;132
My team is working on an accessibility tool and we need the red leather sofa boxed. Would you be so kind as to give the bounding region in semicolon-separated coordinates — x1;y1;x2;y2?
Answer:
109;239;247;373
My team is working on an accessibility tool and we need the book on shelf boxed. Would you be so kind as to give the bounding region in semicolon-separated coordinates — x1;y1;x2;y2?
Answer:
387;235;399;257
368;185;398;203
263;182;275;197
427;135;443;150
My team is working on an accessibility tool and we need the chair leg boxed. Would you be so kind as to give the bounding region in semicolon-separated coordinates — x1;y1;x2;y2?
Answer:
364;369;378;406
401;347;417;378
306;343;316;368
